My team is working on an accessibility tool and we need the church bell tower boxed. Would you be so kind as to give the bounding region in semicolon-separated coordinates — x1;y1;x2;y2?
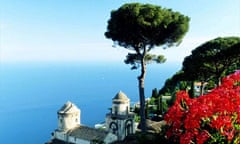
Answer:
57;101;80;131
105;91;135;141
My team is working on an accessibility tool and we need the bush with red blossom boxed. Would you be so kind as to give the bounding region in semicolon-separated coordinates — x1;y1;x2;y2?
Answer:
164;70;240;144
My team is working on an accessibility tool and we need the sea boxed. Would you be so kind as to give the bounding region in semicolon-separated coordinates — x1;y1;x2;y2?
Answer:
0;61;181;144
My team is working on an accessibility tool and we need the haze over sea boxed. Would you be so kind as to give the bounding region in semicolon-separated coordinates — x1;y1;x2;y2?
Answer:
0;61;180;144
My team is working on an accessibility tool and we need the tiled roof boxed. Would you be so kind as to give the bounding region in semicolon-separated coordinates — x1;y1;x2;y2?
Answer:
58;101;80;114
68;125;109;141
113;91;129;102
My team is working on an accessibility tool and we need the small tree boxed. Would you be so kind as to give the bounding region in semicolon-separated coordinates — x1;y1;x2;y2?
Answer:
105;3;190;132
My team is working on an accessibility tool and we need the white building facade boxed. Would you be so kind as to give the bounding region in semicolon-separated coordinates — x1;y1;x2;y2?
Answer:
57;101;81;131
51;101;117;144
50;91;136;144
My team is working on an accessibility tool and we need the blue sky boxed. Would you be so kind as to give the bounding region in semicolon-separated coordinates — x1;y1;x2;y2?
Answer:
1;0;240;63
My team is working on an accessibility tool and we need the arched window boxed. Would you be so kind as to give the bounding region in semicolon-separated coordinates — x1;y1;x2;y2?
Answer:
110;122;118;135
125;119;132;136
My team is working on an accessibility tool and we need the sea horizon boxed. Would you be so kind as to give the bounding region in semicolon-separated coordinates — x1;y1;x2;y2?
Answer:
0;61;181;143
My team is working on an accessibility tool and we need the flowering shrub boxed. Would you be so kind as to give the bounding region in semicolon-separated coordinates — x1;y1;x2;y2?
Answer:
164;71;240;144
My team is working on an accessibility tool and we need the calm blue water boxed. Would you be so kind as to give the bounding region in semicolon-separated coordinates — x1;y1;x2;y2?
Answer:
0;62;180;143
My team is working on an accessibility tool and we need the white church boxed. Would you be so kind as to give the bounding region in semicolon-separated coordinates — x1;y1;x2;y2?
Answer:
49;91;136;144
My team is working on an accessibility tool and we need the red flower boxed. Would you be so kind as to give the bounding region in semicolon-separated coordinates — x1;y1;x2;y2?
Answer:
196;130;210;144
180;132;193;144
222;129;235;142
164;71;240;144
210;115;232;130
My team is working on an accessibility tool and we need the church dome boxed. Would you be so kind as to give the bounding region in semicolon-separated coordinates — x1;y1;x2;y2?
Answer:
58;101;80;114
113;91;129;103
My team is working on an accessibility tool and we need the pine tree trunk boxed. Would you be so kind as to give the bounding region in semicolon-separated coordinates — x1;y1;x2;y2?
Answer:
138;56;147;133
189;81;195;98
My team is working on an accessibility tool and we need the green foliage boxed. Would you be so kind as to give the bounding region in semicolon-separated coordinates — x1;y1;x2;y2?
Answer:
105;3;190;51
134;115;141;122
158;36;240;102
149;88;170;114
159;70;187;96
205;79;216;90
162;101;169;112
207;132;228;144
182;36;240;85
133;106;140;114
105;2;189;69
144;53;166;64
151;88;158;98
124;53;166;70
